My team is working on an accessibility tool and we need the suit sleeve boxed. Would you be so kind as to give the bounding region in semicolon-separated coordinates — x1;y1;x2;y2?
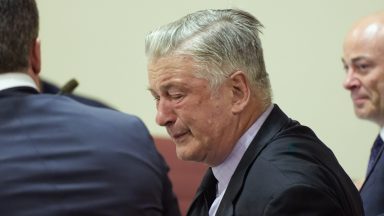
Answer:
263;185;345;216
128;117;181;216
161;163;182;216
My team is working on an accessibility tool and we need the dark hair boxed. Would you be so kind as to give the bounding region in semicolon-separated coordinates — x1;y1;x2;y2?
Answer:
0;0;39;73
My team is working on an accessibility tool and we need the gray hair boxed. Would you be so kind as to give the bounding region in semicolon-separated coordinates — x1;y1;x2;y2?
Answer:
145;9;272;105
0;0;39;73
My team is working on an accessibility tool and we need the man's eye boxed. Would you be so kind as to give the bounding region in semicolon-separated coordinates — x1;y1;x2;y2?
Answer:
167;92;185;101
151;95;159;101
170;94;184;100
357;64;369;70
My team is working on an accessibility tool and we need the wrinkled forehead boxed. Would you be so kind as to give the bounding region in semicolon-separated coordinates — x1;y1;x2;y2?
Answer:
147;55;199;86
148;55;196;74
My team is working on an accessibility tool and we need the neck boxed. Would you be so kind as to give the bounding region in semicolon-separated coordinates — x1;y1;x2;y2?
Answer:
240;101;269;133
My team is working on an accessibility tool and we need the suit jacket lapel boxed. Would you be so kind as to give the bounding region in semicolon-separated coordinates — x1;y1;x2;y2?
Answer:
361;142;384;191
215;105;290;215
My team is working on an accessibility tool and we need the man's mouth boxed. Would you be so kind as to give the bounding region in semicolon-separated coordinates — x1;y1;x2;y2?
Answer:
169;130;190;141
352;94;369;106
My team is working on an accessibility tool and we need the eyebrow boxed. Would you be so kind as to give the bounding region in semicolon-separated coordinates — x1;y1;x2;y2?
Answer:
341;58;346;65
147;83;182;94
341;56;371;65
147;87;156;95
352;56;370;63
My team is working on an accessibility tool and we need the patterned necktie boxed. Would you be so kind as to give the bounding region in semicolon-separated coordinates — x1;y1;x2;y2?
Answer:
367;135;384;175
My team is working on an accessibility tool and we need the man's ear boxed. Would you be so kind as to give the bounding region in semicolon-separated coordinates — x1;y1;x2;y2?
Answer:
27;38;41;90
230;71;250;114
30;38;41;76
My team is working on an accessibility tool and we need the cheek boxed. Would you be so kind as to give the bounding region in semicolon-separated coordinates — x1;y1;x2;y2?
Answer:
369;82;384;101
367;71;384;92
203;106;232;136
180;95;232;133
376;80;384;93
186;109;221;142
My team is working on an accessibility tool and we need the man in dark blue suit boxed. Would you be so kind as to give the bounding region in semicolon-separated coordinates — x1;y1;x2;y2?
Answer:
146;9;363;216
0;0;180;215
343;11;384;216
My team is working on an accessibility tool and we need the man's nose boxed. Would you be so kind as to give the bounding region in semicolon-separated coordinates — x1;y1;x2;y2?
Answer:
343;70;360;90
156;99;176;127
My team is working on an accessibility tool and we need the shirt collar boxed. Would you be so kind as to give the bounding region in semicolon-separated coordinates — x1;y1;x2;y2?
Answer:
212;104;274;194
380;128;384;140
0;72;39;92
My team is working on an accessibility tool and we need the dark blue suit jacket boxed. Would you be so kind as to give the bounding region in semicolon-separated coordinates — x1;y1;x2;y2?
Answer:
361;143;384;216
0;87;180;216
187;105;364;216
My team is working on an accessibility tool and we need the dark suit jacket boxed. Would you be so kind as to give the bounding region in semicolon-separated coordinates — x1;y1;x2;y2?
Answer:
360;142;384;216
187;105;363;216
0;87;180;216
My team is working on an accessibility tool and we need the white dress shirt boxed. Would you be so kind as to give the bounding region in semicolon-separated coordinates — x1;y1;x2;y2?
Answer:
209;104;274;216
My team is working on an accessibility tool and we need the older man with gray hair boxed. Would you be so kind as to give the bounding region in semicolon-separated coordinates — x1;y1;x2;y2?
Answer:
146;8;363;216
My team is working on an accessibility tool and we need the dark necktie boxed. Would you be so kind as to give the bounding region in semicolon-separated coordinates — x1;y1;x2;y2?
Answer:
205;176;218;209
367;135;384;175
187;169;217;216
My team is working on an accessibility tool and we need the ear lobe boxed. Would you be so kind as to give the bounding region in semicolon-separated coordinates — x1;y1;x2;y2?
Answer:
230;71;250;114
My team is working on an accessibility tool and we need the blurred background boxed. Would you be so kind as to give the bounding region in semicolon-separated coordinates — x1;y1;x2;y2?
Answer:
37;0;383;181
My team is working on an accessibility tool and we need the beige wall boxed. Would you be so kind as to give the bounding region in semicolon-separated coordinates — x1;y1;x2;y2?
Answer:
37;0;384;180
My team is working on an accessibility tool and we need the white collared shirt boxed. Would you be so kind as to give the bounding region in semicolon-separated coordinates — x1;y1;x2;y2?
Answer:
209;104;274;216
0;72;38;91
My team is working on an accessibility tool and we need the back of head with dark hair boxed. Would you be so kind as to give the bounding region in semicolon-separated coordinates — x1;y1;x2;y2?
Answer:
0;0;39;73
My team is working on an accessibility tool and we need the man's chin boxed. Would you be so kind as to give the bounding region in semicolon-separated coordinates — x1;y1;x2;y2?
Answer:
354;109;373;121
175;147;202;162
176;152;195;162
